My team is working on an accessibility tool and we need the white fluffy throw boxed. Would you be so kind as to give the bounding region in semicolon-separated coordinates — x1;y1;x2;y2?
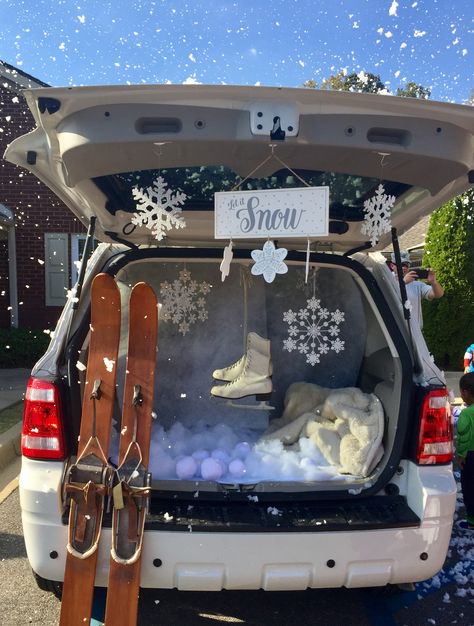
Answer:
263;382;384;477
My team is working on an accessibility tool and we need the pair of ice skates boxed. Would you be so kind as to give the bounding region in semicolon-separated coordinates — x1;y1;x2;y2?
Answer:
211;332;273;408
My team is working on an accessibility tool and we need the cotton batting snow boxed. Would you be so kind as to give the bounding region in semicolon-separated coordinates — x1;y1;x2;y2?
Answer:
143;420;350;483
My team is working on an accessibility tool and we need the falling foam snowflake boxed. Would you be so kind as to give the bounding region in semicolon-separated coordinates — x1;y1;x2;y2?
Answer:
282;297;345;366
360;183;396;246
131;175;187;241
159;268;212;336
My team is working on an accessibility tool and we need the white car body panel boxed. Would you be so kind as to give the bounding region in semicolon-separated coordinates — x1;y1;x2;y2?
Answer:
20;458;456;589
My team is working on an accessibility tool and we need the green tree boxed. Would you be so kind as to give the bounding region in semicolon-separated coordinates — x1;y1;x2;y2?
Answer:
304;70;386;94
396;82;431;99
422;189;474;369
304;71;431;99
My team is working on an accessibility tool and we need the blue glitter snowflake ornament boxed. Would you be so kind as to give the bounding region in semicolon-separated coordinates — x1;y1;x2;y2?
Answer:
250;240;288;283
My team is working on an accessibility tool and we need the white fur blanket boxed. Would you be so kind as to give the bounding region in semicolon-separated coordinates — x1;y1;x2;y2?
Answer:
262;382;384;477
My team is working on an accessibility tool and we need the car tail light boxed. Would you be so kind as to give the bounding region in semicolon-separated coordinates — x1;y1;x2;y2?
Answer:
22;377;66;460
416;388;453;464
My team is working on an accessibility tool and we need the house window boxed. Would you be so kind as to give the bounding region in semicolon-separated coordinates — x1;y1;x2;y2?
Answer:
71;234;98;285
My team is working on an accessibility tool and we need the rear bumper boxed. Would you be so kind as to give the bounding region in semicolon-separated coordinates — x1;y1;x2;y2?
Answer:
19;459;456;590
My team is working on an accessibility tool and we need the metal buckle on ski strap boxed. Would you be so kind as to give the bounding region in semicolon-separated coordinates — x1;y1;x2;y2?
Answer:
63;378;114;559
110;460;152;565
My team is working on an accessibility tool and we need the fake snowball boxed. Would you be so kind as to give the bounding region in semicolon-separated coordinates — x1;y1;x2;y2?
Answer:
192;449;210;462
176;456;198;480
201;457;225;481
229;459;246;478
234;441;251;458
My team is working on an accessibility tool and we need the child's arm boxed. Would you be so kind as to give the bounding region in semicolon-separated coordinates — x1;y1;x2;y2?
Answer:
456;408;473;461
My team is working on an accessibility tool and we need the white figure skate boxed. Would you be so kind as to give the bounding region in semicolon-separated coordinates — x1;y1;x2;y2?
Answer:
211;333;273;410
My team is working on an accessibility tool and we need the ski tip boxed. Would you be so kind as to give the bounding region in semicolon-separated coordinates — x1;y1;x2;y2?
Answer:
130;281;157;300
91;273;121;316
92;273;119;294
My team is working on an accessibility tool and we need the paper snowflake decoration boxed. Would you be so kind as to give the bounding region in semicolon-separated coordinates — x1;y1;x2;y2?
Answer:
159;268;212;336
220;241;233;282
131;175;187;241
251;240;288;283
282;297;345;366
360;183;396;246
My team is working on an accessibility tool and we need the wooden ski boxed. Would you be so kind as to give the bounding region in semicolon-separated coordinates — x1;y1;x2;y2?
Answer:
104;282;158;626
59;273;121;626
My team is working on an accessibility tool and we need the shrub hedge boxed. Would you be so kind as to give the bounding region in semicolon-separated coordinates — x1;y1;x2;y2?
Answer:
0;327;51;368
422;188;474;371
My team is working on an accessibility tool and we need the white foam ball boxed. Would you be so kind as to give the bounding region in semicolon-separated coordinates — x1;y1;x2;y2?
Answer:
211;448;230;463
175;456;198;480
152;453;176;479
234;441;251;459
192;449;210;462
228;459;246;478
201;457;224;481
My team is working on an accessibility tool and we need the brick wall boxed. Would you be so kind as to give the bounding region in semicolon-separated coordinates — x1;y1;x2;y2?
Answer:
0;83;86;329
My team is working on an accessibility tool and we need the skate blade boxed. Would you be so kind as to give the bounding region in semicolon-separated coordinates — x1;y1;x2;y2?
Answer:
211;394;275;411
225;399;275;411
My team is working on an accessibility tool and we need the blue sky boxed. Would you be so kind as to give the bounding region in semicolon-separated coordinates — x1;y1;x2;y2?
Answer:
1;0;473;103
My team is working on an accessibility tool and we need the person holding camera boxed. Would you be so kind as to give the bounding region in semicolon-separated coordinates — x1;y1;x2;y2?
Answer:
389;250;444;328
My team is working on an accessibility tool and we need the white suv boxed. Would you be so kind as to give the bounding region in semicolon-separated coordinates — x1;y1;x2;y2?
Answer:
5;85;473;593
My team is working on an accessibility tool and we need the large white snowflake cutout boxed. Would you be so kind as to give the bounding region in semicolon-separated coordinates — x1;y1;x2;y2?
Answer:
131;175;187;241
251;240;288;283
159;269;212;336
282;297;345;366
361;183;396;246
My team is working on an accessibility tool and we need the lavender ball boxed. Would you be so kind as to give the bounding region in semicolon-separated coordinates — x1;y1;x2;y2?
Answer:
211;448;230;463
201;457;224;481
234;442;251;459
192;449;210;462
175;456;198;480
229;459;246;478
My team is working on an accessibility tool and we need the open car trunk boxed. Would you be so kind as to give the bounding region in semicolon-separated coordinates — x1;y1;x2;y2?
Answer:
71;249;412;500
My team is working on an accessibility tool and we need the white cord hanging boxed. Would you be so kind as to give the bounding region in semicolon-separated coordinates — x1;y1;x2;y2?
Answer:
305;238;311;284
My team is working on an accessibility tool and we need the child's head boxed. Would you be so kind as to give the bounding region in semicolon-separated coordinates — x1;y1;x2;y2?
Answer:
459;372;474;404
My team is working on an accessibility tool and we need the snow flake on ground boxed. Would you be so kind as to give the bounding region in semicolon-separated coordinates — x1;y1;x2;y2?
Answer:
282;297;345;366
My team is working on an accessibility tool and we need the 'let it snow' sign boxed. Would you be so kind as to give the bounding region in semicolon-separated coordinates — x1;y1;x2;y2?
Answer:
214;187;329;239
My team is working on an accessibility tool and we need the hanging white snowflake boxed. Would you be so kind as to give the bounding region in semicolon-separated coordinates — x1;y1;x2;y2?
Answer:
220;241;233;282
251;240;288;283
159;269;212;336
282;297;345;366
361;183;396;246
131;175;187;241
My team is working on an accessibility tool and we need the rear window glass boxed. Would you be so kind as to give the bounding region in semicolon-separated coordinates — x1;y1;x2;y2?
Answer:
93;166;410;217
